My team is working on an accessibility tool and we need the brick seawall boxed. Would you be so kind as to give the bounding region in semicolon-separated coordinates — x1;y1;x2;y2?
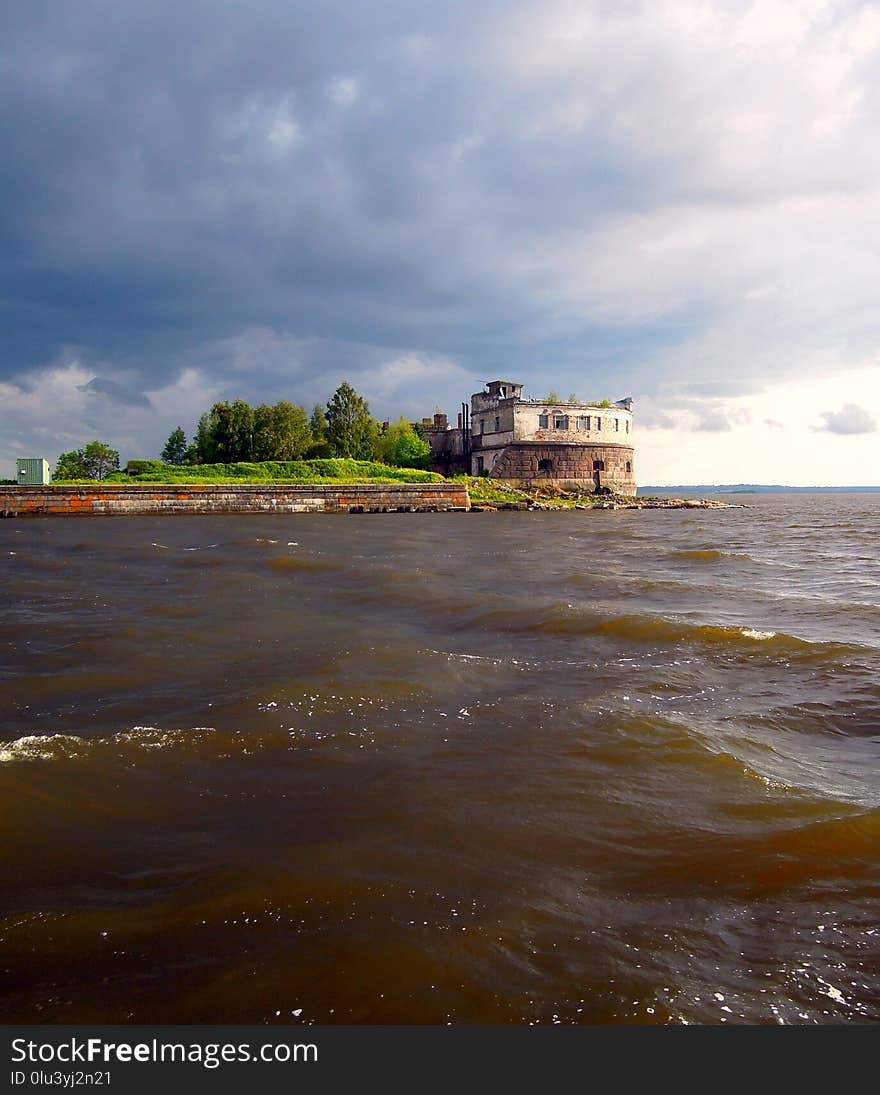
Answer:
0;482;471;517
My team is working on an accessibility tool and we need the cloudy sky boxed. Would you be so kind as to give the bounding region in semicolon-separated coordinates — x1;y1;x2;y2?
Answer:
2;0;880;484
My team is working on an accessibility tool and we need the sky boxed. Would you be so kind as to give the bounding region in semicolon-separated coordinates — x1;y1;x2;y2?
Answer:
2;0;880;485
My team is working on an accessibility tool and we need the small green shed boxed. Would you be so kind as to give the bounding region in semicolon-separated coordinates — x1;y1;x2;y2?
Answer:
16;458;50;485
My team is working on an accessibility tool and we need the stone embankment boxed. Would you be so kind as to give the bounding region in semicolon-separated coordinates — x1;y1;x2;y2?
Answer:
0;482;470;517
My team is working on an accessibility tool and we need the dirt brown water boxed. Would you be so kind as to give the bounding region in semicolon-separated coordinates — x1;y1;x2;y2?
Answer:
1;495;879;1024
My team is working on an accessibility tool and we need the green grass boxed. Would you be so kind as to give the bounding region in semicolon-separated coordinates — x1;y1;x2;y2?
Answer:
454;475;627;509
56;458;446;485
453;475;525;506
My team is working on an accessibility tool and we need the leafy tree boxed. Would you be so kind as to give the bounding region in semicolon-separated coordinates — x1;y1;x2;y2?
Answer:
377;417;432;469
547;389;560;403
253;401;312;461
200;401;237;462
325;382;378;459
193;412;216;463
229;399;255;462
52;450;87;481
304;404;331;457
81;441;120;479
252;403;274;461
161;426;187;464
196;400;248;463
310;404;328;442
52;441;120;481
567;392;578;403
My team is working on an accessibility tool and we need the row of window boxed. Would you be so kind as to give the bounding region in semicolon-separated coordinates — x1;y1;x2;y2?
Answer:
479;414;631;434
538;414;628;433
537;459;633;473
478;457;634;474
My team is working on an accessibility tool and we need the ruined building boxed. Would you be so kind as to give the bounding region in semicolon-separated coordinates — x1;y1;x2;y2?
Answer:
424;380;636;495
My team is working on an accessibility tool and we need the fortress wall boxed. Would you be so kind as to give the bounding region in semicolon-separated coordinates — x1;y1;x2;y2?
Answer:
513;403;633;444
0;482;471;517
488;442;636;495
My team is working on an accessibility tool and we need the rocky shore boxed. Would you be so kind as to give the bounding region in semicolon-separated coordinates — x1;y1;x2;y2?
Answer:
469;486;740;512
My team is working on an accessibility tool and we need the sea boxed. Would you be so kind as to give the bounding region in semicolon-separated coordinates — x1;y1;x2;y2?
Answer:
1;494;878;1024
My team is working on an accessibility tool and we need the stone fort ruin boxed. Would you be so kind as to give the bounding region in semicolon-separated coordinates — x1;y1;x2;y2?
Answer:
424;380;636;495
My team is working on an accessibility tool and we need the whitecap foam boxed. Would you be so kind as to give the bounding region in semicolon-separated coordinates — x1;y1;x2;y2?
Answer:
0;726;220;762
0;734;87;763
740;628;777;641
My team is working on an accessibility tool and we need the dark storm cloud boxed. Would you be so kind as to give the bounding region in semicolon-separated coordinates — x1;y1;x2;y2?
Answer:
77;376;152;408
0;0;678;402
3;0;880;473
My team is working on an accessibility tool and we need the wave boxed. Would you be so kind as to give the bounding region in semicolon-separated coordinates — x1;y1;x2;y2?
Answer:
151;542;220;551
457;603;873;661
0;734;89;763
738;697;880;741
0;727;222;764
266;555;334;573
0;692;412;763
669;549;748;562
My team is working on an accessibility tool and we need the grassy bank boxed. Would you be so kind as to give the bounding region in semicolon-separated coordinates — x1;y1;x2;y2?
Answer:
458;476;624;509
54;458;445;485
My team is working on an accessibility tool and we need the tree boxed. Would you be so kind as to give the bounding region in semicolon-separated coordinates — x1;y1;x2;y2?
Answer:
376;417;432;469
310;404;328;442
193;412;216;464
205;403;234;462
325;382;378;459
52;441;120;481
567;392;578;404
161;427;187;464
228;399;255;462
52;450;87;481
547;389;560;403
252;401;312;461
81;441;120;479
196;400;251;463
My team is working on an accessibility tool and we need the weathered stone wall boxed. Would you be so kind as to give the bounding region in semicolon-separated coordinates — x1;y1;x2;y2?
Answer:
488;442;636;495
0;482;470;517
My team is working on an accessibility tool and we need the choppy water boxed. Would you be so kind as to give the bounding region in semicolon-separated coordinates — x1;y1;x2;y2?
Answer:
2;495;879;1024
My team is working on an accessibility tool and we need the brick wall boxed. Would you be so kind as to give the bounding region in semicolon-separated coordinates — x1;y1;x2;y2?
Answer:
0;482;471;517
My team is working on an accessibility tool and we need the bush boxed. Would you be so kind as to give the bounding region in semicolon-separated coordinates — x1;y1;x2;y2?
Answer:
109;458;444;484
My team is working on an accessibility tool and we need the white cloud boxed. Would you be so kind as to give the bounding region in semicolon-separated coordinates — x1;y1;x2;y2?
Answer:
638;365;880;484
0;363;224;475
817;402;877;434
329;77;359;106
692;407;731;433
358;352;477;418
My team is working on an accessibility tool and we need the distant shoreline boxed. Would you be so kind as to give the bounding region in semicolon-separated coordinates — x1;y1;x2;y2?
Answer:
638;485;880;494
